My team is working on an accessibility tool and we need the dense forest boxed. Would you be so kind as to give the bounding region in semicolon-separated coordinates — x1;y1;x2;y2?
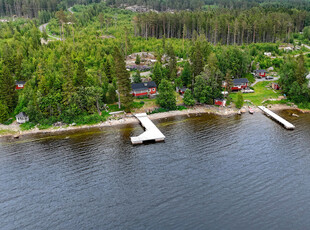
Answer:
2;0;310;18
134;8;309;44
107;0;310;11
0;0;100;17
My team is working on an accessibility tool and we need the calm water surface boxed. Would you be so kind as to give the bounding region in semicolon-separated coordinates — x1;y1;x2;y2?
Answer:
1;110;310;230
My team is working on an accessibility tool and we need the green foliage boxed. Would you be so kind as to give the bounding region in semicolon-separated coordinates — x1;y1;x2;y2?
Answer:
20;122;36;131
279;55;310;105
235;92;244;109
152;62;164;86
0;65;17;113
181;62;192;87
135;54;141;65
183;89;195;106
193;71;221;104
191;41;204;77
245;73;255;84
156;79;176;110
131;101;144;109
114;46;133;111
133;70;142;83
0;102;9;123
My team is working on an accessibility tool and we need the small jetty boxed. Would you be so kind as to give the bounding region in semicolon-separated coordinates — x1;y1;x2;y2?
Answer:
131;113;165;145
258;106;295;130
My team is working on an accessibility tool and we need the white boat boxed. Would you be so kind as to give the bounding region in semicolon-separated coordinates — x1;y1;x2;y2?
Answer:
249;107;254;114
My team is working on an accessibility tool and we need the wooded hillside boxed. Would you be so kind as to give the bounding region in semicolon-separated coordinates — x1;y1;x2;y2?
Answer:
134;8;309;44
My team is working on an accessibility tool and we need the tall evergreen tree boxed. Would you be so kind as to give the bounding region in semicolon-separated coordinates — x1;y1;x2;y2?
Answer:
75;60;87;87
114;47;133;111
191;42;204;77
0;65;17;113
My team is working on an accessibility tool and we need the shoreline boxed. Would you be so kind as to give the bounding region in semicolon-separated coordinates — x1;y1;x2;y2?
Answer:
0;104;302;139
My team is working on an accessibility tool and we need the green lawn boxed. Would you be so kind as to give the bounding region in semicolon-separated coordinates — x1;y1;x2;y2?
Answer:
0;129;18;135
230;81;282;106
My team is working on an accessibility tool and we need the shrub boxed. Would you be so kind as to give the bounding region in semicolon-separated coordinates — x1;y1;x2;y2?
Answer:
183;89;195;106
235;92;244;109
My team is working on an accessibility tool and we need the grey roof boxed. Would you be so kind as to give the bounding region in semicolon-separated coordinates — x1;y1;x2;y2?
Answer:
132;81;157;90
255;69;267;73
233;78;249;84
16;81;26;85
16;112;28;118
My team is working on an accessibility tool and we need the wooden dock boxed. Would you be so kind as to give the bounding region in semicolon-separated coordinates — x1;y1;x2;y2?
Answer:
258;106;295;130
131;113;165;145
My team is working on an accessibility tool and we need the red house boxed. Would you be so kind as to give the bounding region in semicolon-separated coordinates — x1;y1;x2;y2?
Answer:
272;82;280;90
214;98;226;106
231;78;249;91
131;81;157;97
254;69;267;78
15;81;26;90
178;87;187;95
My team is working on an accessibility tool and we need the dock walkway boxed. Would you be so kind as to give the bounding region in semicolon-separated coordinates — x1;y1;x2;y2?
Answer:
131;113;165;144
258;106;295;130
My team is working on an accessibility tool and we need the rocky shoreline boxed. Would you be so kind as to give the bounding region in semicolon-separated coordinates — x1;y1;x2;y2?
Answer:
0;104;301;139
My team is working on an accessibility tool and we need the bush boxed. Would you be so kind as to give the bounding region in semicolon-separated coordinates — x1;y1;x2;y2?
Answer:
20;122;36;131
235;92;244;109
183;89;195;106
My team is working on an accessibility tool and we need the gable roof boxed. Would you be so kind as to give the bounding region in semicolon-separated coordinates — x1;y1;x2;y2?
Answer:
233;78;249;84
16;112;28;118
16;81;26;85
254;69;267;73
132;81;157;90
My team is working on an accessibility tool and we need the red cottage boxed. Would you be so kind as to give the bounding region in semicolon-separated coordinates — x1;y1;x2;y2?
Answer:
272;82;280;90
254;69;267;78
178;87;187;95
15;81;26;90
231;78;249;91
131;81;157;97
214;98;226;107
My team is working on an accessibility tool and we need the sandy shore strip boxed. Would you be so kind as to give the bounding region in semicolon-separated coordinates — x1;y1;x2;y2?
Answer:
0;104;303;139
0;106;237;138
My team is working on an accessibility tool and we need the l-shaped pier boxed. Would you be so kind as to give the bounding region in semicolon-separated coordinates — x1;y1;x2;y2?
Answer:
258;106;295;130
131;113;165;144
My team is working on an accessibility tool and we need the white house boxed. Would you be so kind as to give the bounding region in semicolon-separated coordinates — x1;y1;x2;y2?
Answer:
264;52;272;56
16;112;29;124
306;73;310;88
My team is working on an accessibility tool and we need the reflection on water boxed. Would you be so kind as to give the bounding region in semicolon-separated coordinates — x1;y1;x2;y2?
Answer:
1;111;310;229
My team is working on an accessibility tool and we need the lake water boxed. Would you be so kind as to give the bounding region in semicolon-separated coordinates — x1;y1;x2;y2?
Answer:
1;110;310;230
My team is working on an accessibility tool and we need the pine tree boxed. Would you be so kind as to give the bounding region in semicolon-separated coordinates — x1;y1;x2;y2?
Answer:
133;70;142;83
0;65;17;113
295;54;307;86
105;55;115;83
191;42;204;77
114;47;133;111
181;62;192;87
0;102;9;123
135;54;141;65
75;60;87;87
152;62;163;86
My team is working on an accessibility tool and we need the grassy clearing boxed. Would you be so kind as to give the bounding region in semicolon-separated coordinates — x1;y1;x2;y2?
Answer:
0;129;18;135
230;81;281;106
